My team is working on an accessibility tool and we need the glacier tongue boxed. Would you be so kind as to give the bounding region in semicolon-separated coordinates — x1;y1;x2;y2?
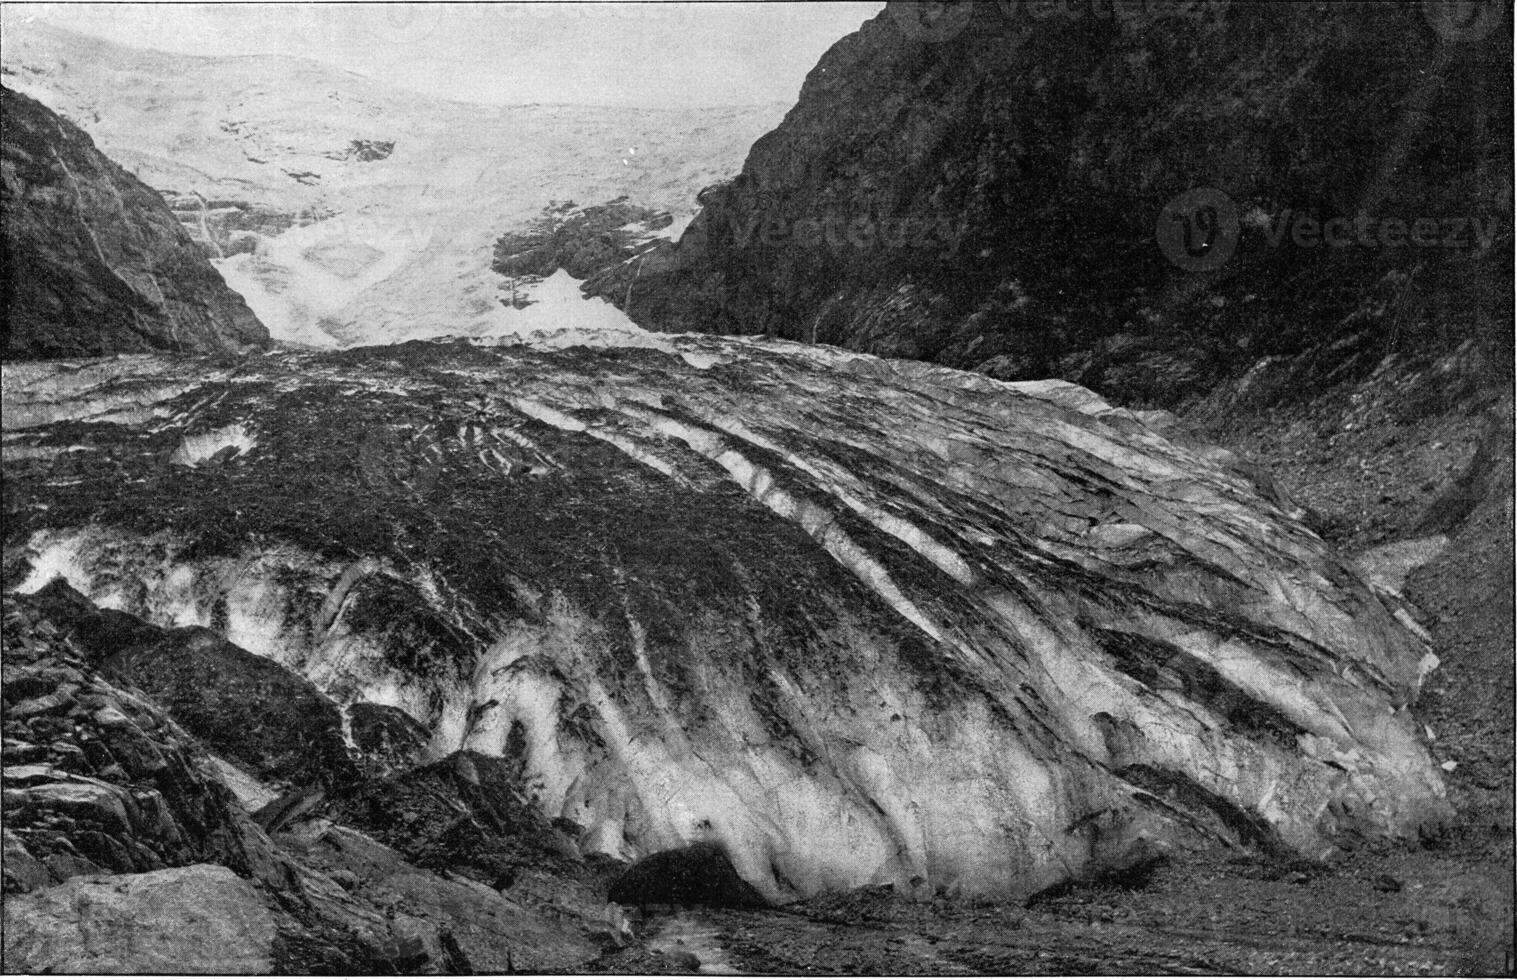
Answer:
5;336;1449;901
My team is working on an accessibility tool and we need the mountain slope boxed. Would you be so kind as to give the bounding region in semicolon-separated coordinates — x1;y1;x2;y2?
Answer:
585;1;1511;407
1;87;267;359
0;20;782;347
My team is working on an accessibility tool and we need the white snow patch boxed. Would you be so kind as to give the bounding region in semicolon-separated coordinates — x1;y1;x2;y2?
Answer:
213;213;425;349
169;423;257;467
483;270;659;342
693;414;977;586
15;531;94;596
622;211;695;243
510;396;681;479
205;754;280;812
642;411;947;644
474;270;714;369
659;211;697;241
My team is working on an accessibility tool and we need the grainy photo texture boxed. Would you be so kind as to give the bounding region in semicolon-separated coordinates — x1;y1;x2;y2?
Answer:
0;1;1512;975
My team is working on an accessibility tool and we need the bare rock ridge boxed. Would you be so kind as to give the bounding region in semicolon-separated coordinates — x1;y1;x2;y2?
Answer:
582;2;1511;407
4;339;1449;910
1;86;268;359
2;587;617;973
492;198;675;308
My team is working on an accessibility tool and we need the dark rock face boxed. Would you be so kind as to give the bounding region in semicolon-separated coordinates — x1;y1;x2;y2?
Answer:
26;578;355;791
585;2;1511;406
101;628;356;791
0;87;268;359
348;702;431;778
330;749;582;886
338;139;395;163
608;841;769;911
2;596;270;888
493;197;673;306
1;588;619;973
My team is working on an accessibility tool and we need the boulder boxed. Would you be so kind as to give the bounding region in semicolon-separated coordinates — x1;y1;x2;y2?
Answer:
608;841;769;911
348;701;431;778
1;864;277;974
0;591;610;973
1;597;268;884
101;624;357;790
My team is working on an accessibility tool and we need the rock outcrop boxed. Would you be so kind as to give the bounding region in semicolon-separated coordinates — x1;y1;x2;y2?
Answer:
584;1;1511;406
87;612;356;789
332;139;396;163
493;198;674;308
1;87;268;359
1;585;625;973
4;336;1450;903
2;864;279;974
1;597;272;889
609;842;769;911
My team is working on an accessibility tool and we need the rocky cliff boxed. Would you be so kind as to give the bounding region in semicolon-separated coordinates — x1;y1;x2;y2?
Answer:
584;1;1511;407
1;87;268;359
3;336;1449;907
1;587;620;973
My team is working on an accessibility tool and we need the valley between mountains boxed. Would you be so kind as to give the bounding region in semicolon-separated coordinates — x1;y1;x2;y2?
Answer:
1;5;1511;975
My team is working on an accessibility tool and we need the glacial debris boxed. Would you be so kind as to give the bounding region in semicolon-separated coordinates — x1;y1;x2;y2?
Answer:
3;336;1450;901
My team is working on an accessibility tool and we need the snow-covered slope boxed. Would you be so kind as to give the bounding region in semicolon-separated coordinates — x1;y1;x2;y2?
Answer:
0;20;782;347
